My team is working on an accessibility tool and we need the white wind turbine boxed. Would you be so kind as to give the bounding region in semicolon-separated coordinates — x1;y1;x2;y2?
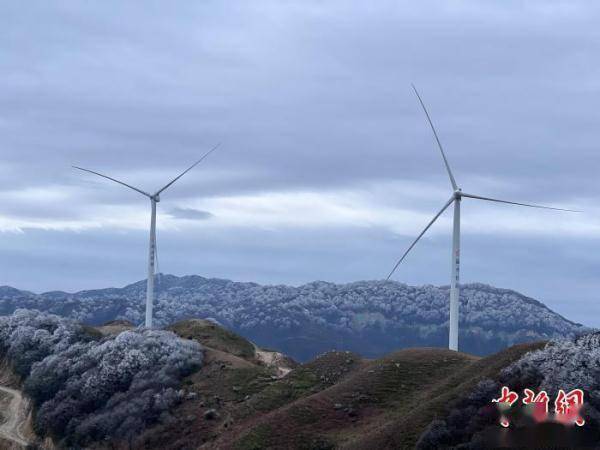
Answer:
74;143;220;328
386;86;577;352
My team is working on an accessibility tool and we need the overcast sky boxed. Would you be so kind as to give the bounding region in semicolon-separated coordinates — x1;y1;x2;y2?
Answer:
1;1;600;326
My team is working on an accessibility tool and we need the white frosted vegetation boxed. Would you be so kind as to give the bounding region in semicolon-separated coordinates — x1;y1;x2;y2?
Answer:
503;332;600;402
0;277;585;359
0;310;203;446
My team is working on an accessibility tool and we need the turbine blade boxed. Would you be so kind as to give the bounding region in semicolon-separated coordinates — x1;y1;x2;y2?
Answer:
73;166;151;197
155;143;221;196
412;84;458;190
386;196;455;280
461;192;581;212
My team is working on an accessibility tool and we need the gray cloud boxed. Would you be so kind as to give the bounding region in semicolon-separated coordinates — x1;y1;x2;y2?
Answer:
168;207;214;221
0;1;599;326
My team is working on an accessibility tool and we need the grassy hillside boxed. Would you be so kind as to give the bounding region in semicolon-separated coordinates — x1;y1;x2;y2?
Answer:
220;342;545;449
221;349;474;449
168;319;257;361
344;343;545;449
133;319;545;450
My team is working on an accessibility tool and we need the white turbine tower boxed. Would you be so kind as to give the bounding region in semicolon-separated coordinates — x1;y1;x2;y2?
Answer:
386;86;577;352
74;143;220;328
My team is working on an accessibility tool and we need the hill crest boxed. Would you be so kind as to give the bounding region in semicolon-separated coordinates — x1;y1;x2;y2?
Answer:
0;275;586;361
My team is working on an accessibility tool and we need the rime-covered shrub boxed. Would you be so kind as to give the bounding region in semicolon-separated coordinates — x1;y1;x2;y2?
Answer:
0;310;203;446
504;332;600;398
0;309;96;377
417;332;600;448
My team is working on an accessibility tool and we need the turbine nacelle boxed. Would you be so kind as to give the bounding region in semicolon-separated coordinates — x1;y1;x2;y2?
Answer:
152;194;161;203
453;189;462;200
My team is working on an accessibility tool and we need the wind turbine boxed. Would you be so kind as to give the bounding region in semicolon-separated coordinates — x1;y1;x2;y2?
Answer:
74;143;220;328
386;86;577;352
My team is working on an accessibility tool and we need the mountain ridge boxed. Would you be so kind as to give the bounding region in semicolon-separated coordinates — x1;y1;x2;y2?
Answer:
0;274;586;361
0;274;585;326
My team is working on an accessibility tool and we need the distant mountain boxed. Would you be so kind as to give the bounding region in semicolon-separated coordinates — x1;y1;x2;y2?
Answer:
0;275;585;361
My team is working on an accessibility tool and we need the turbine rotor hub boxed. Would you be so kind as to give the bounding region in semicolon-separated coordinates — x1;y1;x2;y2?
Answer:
453;189;462;200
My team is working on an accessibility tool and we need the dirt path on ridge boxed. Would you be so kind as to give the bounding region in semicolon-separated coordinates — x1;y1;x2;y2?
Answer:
0;384;30;448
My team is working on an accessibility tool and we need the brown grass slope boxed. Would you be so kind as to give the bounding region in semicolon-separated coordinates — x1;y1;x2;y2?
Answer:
137;350;360;448
213;348;474;449
168;319;258;361
129;319;544;450
96;319;134;336
345;342;545;450
212;343;544;450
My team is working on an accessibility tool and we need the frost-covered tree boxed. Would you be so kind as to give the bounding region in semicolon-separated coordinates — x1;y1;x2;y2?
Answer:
0;310;203;446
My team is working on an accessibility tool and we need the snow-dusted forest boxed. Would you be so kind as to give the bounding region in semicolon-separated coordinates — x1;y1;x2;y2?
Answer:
0;275;585;360
0;310;203;447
